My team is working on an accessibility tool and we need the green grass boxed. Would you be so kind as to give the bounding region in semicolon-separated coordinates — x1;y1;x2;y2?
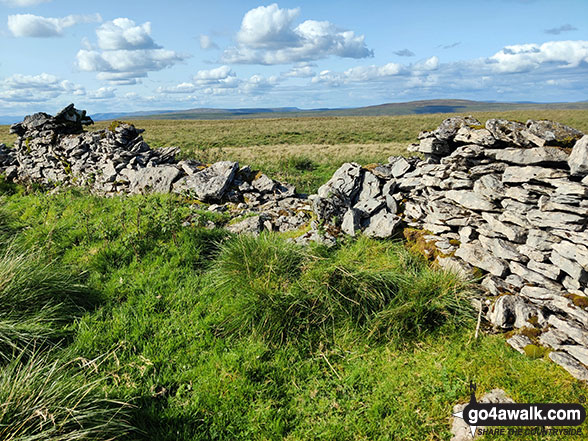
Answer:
0;186;586;440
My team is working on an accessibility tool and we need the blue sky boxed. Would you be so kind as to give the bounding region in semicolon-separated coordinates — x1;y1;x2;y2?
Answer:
0;0;587;116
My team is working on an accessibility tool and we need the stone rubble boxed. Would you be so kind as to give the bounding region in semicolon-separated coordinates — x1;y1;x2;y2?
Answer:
2;105;588;381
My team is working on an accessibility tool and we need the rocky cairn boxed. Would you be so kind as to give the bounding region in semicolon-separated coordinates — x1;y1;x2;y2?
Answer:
2;105;588;380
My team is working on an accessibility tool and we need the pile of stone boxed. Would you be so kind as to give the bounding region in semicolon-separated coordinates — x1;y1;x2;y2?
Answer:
2;104;311;234
3;105;588;380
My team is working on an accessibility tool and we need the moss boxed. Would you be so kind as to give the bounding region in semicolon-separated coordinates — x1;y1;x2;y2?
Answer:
467;124;486;130
363;163;380;171
403;228;441;261
523;344;548;359
449;239;461;246
519;326;542;340
564;293;588;309
527;315;539;326
108;120;129;132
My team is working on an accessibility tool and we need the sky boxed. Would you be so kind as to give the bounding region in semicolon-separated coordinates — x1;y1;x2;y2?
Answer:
0;0;587;116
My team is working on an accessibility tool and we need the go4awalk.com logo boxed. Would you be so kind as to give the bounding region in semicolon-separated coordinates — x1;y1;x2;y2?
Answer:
452;382;586;438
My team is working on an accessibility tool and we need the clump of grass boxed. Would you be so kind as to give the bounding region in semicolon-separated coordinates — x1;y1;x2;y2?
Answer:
212;234;474;344
0;349;134;440
0;243;96;361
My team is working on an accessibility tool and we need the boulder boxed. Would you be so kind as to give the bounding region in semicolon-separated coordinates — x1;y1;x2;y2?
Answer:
525;119;583;147
173;161;238;201
455;242;509;277
317;162;363;202
494;147;569;165
363;211;401;238
568;135;588;177
487;295;534;329
129;165;181;194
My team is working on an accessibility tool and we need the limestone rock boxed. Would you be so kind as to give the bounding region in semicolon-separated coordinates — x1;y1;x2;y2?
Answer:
446;190;497;212
525;119;583;147
129;165;181;194
455;242;508;277
502;166;567;183
549;352;588;382
173;161;238;201
363;211;401;238
507;335;534;354
341;209;362;236
568;135;588;177
317;162;362;202
487;295;534;329
495;147;569;165
226;215;265;235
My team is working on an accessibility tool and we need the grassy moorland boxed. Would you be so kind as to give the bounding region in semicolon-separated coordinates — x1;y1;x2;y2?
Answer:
1;111;588;440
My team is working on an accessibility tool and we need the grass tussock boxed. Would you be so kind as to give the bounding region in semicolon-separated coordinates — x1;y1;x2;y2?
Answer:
0;350;134;441
212;234;475;343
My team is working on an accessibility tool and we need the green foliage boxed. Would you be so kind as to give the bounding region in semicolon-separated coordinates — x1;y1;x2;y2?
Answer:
0;349;134;440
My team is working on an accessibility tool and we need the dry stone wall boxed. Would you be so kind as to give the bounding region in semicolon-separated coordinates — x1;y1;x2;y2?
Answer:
2;105;588;380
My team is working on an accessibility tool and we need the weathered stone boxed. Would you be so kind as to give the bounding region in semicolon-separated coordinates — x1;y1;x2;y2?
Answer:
495;147;569;165
549;352;588;381
317;162;362;201
454;126;496;146
481;213;527;243
341;208;362;236
526;119;583;147
445;190;497;211
363;211;401;238
481;275;512;295
526;229;560;251
559;345;588;366
502;166;567;183
414;137;450;155
226;215;265;234
548;316;588;346
539;329;570;349
357;171;381;201
485;119;532;147
507;335;534;354
436;256;474;279
388;157;411;178
568;135;588;177
488;295;534;329
550;250;588;282
509;261;561;290
472;174;504;201
252;173;276;193
435;116;482;141
478;235;525;262
173;161;238;201
520;286;562;301
526;210;585;231
353;198;384;217
527;260;561;280
455;242;509;277
552;240;588;269
129;165;181;194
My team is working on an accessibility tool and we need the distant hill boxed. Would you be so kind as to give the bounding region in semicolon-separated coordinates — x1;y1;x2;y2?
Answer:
91;99;588;121
2;99;587;124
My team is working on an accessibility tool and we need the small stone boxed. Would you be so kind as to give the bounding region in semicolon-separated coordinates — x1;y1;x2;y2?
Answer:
455;242;509;277
341;208;362;236
568;135;588;177
507;335;534;354
549;352;588;381
446;190;497;211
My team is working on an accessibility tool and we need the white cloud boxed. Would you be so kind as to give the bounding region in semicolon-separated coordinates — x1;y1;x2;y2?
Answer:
96;18;157;50
8;13;101;38
489;40;588;73
157;82;197;94
87;87;116;100
76;18;186;84
0;73;85;103
1;0;52;7
199;35;219;50
222;3;373;64
414;56;439;71
282;64;315;78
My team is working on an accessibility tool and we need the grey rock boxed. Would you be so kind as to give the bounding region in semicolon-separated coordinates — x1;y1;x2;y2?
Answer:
252;173;276;193
488;295;533;329
353;198;384;217
445;190;497;211
341;209;362;236
455;242;508;277
226;215;264;234
129;165;181;194
317;162;362;201
363;211;401;238
485;119;532;147
478;235;525;262
548;316;588;346
509;261;561;290
495;147;569;165
539;329;570;349
472;174;505;201
502;166;567;183
526;209;585;231
469;162;507;177
527;260;561;280
520;286;561;301
481;213;527;243
568;135;588;177
389;157;411;178
414;137;450;155
435;116;482;141
173;161;238;201
549;352;588;381
436;256;474;279
552;240;588;269
525;119;583;146
526;229;560;251
454;126;496;146
481;275;512;295
550;250;588;282
357;171;381;201
507;335;534;354
560;345;588;366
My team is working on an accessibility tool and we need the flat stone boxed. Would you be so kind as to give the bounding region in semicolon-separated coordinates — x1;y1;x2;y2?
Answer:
509;261;561;290
341;208;362;236
559;345;588;366
436;256;474;279
481;213;527;243
539;328;570;349
520;286;562;301
502;166;567;183
478;235;526;262
487;295;534;329
517;244;547;262
548;316;588;346
435;115;481;141
252;173;276;193
129;165;181;194
389;157;411;178
526;209;585;231
173;161;238;201
527;260;561;280
363;211;401;238
485;119;532;147
415;137;450;155
317;162;363;201
552;241;588;269
549;352;588;381
455;242;509;277
550;250;588;282
454;126;496;146
446;190;497;211
538;196;588;216
568;135;588;176
526;119;583;146
495;147;568;165
507;335;534;354
226;215;264;234
357;171;381;201
472;174;504;201
526;229;560;251
353;198;384;217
